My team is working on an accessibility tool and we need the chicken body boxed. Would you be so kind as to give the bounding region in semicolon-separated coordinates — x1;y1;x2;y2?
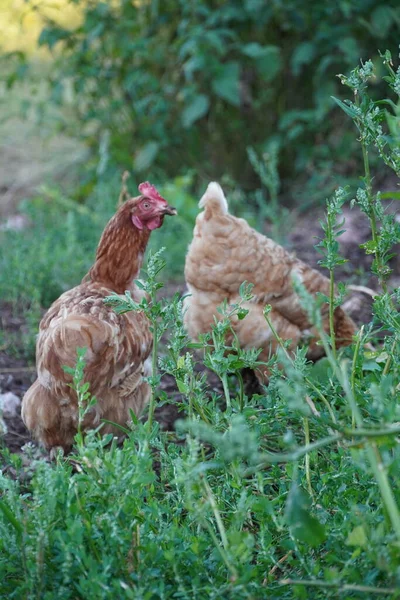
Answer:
22;282;152;451
184;183;356;381
22;184;176;451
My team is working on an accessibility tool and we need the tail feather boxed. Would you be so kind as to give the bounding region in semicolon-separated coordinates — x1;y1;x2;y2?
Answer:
199;182;228;218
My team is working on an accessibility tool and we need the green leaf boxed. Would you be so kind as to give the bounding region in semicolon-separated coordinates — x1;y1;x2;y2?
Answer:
0;500;23;538
331;96;358;119
254;46;281;81
242;43;276;58
100;419;130;434
176;379;189;394
285;483;326;547
182;94;209;128
237;308;249;320
291;42;315;76
360;239;377;255
134;142;160;172
212;62;240;107
38;27;67;50
371;6;394;38
340;37;359;63
362;360;382;372
227;530;255;563
375;351;389;364
309;357;332;383
380;191;400;201
346;525;368;548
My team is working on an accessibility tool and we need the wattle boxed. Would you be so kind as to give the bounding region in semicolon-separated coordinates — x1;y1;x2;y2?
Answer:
146;216;163;230
131;214;163;231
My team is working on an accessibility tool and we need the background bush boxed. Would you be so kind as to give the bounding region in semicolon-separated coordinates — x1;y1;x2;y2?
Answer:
15;0;399;196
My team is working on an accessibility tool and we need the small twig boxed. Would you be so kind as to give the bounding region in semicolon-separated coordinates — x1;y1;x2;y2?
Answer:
243;424;400;475
347;284;378;298
265;551;293;580
117;171;131;207
305;395;320;417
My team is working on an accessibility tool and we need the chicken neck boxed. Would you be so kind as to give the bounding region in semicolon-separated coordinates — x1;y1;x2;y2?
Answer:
85;215;151;293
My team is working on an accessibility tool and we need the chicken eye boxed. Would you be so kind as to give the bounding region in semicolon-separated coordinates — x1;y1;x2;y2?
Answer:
142;201;151;210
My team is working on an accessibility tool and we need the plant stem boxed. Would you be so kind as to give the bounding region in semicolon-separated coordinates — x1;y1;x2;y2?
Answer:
341;424;400;437
335;356;400;542
361;142;379;249
202;478;229;551
306;378;337;424
357;94;387;293
201;478;238;579
237;371;244;412
316;331;400;541
350;326;363;430
329;270;337;360
247;434;342;470
221;374;231;410
383;339;396;376
202;519;237;579
366;442;400;541
192;397;211;424
187;373;193;421
303;417;313;498
264;309;337;424
147;321;158;430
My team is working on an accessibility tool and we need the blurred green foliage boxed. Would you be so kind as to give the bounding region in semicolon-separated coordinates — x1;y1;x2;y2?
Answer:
0;174;197;307
17;0;399;193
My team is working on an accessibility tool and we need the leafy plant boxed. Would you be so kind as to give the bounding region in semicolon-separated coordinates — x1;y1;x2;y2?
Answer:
9;0;400;197
63;347;97;447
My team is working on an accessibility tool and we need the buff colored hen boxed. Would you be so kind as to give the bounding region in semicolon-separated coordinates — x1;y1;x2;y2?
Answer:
184;182;356;382
22;182;176;452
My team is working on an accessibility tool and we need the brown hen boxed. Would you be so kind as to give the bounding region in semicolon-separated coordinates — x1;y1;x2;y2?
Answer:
22;182;176;452
184;182;356;382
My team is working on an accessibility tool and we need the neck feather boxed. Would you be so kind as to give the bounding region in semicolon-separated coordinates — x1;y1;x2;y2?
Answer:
85;214;151;293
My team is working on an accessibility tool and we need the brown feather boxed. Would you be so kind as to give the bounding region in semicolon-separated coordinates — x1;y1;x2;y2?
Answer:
184;183;357;382
22;193;172;451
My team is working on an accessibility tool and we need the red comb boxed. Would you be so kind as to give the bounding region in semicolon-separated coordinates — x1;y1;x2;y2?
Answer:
138;182;167;203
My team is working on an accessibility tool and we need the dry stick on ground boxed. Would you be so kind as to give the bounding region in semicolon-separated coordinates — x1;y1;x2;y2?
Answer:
347;284;377;298
265;551;293;582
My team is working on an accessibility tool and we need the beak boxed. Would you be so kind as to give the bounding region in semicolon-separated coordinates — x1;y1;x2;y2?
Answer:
162;204;178;216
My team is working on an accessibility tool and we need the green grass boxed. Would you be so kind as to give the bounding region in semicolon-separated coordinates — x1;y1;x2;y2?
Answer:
1;275;400;598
